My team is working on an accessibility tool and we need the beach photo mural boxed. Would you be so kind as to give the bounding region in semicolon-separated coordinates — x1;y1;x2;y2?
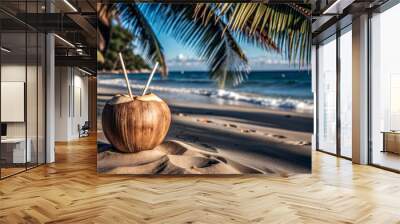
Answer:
97;3;312;175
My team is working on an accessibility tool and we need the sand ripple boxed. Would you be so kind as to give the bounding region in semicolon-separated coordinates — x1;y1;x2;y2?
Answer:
97;140;261;175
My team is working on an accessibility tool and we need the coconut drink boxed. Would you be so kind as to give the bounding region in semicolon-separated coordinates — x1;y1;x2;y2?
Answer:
102;93;171;153
102;53;170;153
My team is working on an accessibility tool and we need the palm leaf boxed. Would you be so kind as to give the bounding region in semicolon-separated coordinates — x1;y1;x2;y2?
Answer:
116;3;167;76
97;50;105;63
97;4;115;52
196;3;312;67
194;3;279;51
141;4;249;88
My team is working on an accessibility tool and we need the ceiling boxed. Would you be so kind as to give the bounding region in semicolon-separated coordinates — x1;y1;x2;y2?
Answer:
311;0;390;43
0;0;96;73
1;0;395;73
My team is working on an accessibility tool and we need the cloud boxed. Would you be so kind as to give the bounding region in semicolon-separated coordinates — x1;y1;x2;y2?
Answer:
247;55;310;71
166;54;309;71
167;55;207;71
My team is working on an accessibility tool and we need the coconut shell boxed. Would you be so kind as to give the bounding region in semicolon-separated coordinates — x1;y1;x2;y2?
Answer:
102;93;171;153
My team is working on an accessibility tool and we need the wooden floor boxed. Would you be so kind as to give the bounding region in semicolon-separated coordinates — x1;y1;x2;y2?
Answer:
1;167;26;178
0;136;400;224
372;151;400;171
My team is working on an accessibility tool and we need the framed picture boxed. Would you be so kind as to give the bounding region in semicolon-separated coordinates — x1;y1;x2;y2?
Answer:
97;1;312;175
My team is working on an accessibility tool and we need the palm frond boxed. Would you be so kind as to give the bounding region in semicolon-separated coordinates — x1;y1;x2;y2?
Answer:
287;3;312;18
97;4;115;52
141;4;249;88
195;3;312;67
97;50;105;63
97;4;114;27
116;3;167;76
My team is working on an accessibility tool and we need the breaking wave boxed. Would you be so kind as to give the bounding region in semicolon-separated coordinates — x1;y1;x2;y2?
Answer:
98;78;313;112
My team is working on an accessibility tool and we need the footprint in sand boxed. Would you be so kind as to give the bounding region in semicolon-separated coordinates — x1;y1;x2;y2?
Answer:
297;141;311;146
239;129;257;134
272;134;287;139
197;118;213;124
285;140;312;146
264;133;287;139
224;123;238;128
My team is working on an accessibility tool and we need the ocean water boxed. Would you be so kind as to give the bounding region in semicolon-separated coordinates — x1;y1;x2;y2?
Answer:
98;71;313;113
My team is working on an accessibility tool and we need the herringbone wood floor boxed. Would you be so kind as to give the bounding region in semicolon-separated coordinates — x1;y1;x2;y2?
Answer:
1;135;400;224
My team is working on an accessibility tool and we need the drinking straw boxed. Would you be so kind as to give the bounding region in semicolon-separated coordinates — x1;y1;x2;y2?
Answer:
118;52;133;98
142;62;159;96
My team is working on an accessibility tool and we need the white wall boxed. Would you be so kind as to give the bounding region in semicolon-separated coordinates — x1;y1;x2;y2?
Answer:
1;63;46;164
1;65;39;138
1;65;26;139
72;72;89;138
54;66;89;141
55;66;70;141
1;64;26;81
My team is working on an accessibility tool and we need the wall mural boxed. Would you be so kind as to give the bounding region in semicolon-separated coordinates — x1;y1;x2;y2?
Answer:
97;3;313;175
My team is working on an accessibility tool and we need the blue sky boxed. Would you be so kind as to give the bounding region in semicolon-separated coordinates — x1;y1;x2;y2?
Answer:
148;31;300;72
156;31;267;59
131;5;302;72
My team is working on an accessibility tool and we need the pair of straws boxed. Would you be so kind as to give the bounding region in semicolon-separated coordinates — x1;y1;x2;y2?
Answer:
118;52;159;98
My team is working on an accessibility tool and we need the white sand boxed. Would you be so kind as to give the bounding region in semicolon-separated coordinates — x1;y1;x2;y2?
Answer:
97;99;312;175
